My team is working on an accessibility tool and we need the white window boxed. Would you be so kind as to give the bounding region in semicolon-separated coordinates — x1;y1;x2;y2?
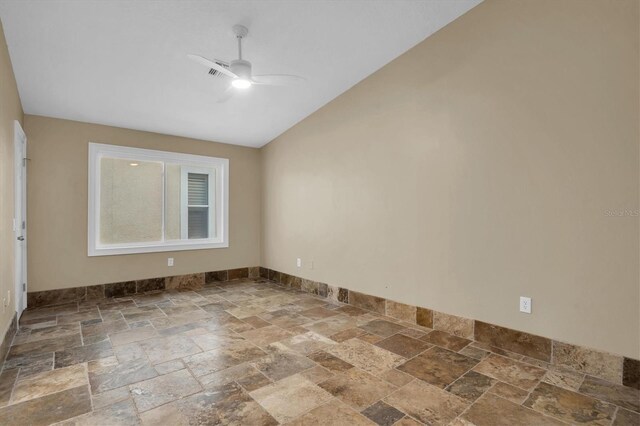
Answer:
88;143;229;256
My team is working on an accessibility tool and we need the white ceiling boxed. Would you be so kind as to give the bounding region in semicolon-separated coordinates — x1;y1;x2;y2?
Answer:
0;0;481;147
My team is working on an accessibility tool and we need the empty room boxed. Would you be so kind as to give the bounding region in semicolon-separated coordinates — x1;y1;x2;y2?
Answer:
0;0;638;425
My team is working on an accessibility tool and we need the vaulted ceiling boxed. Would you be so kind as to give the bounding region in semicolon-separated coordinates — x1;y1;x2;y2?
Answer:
0;0;481;147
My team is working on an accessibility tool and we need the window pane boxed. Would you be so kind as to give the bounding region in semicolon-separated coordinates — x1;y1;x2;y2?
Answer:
188;173;208;205
100;157;163;244
188;207;208;239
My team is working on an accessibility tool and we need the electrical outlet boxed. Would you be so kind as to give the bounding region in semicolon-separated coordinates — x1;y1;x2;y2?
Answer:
519;296;532;314
168;258;174;267
296;258;302;268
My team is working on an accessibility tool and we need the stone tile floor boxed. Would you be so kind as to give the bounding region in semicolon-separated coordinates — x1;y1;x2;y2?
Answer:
0;278;638;425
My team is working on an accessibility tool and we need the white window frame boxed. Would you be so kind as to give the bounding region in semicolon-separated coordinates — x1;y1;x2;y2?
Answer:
88;143;229;256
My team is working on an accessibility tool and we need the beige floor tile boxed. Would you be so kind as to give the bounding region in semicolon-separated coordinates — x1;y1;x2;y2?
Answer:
473;354;546;391
140;382;277;425
11;364;87;404
138;334;202;364
318;367;397;410
0;386;91;426
462;393;566;426
241;325;293;347
278;331;337;355
397;346;478;388
250;374;333;423
183;340;266;377
326;338;405;376
57;399;139;426
130;369;202;412
287;400;375;425
109;327;158;347
524;381;616;425
384;379;469;425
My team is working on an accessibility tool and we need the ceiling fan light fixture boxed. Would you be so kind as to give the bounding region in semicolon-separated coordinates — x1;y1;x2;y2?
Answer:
231;78;252;89
188;24;304;101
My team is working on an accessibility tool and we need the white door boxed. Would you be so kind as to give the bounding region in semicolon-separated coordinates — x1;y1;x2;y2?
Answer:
14;121;27;318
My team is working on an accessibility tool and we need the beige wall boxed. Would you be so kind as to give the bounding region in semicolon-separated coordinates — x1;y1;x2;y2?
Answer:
0;20;23;338
261;0;640;358
24;115;261;291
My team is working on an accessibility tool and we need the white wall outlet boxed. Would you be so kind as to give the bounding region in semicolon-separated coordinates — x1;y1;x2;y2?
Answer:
296;258;302;268
519;296;532;314
167;257;174;267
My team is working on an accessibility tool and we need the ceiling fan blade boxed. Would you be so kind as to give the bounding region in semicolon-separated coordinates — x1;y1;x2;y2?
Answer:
187;54;237;78
251;74;305;86
216;86;235;104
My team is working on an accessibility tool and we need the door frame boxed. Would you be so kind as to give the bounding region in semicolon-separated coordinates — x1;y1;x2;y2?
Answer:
14;120;27;318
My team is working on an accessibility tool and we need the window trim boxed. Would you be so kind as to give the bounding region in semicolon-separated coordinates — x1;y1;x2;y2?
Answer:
88;143;229;256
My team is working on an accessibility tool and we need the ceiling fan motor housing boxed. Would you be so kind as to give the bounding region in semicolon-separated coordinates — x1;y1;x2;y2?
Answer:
230;59;252;80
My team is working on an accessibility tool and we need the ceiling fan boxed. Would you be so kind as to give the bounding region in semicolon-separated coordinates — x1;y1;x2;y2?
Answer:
188;25;304;102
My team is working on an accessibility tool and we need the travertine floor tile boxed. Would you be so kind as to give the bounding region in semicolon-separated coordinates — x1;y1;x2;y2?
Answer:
326;338;405;376
524;381;616;425
250;374;332;423
251;345;316;381
109;327;158;347
445;370;496;402
0;385;91;426
91;386;130;410
318;368;397;410
613;408;640;426
0;369;18;407
88;357;157;393
461;393;566;426
278;331;336;355
308;350;354;372
11;364;87;404
375;333;431;358
361;401;406;426
130;369;202;412
578;376;640;413
54;340;113;368
300;365;334;383
421;330;471;352
140;382;277;425
183;340;266;377
359;319;405;338
25;323;80;343
7;334;82;359
286;400;375;425
138;334;202;364
241;325;293;347
397;346;478;388
57;399;139;426
384;379;469;425
473;354;545;391
198;362;272;392
486;381;529;404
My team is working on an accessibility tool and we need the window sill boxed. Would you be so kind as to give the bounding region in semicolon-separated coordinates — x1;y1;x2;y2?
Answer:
88;240;229;256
